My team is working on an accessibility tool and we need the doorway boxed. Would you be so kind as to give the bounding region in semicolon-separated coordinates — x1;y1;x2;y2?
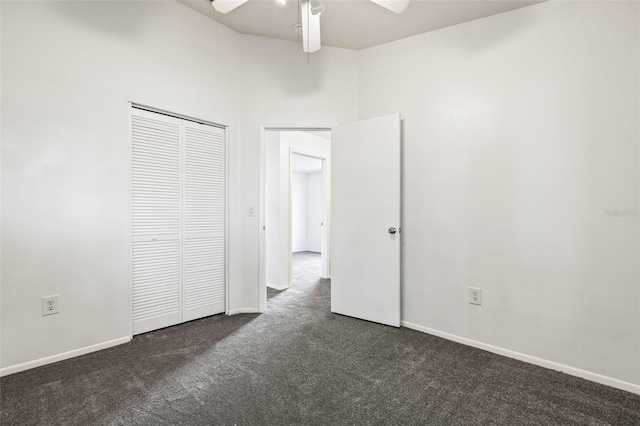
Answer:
290;153;324;284
260;129;331;310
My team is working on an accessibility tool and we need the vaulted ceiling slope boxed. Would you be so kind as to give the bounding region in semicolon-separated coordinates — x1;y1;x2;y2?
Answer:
178;0;543;50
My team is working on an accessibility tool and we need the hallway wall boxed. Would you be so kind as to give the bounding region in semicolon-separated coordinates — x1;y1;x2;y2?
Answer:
291;170;322;253
306;171;323;252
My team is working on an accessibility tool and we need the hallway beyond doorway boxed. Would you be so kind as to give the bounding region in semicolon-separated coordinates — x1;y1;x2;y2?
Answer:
291;251;321;285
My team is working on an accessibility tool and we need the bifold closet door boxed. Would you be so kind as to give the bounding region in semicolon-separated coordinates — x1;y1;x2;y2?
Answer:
131;110;182;335
182;121;225;321
131;108;225;335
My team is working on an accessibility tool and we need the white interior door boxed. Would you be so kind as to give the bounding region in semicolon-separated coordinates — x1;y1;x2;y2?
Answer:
330;113;401;327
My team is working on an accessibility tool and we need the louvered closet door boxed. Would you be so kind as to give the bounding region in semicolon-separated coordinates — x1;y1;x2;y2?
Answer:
131;108;226;335
182;121;225;321
131;109;182;335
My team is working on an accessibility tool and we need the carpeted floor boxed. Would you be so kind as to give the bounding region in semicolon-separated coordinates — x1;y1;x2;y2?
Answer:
1;251;640;425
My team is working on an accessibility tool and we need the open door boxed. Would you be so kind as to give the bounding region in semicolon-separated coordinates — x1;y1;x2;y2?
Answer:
330;113;401;327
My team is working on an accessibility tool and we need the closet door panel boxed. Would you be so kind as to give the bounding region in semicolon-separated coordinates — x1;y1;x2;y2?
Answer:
183;236;224;320
182;121;226;321
131;110;182;335
132;239;181;333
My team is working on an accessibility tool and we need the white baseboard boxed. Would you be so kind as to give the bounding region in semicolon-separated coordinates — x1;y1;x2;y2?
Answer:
0;336;131;378
267;282;290;291
227;308;261;315
401;321;640;395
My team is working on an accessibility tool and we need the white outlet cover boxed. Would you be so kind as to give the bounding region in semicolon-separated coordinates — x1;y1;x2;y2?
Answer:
469;287;482;306
42;295;59;316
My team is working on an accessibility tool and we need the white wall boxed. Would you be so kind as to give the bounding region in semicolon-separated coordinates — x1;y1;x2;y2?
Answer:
307;171;323;252
290;170;323;253
0;1;358;373
358;1;639;388
265;131;281;287
1;0;242;373
291;171;308;252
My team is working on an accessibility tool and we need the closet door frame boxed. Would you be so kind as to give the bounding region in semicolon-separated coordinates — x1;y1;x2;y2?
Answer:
128;102;229;336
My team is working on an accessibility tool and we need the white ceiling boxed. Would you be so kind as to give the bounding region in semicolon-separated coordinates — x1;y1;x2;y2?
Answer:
292;153;323;173
178;0;543;50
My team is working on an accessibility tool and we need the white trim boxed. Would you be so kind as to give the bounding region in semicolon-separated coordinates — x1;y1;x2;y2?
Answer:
227;308;261;315
321;157;331;279
267;282;290;291
131;103;226;129
127;102;134;338
259;125;267;313
0;336;131;377
288;148;293;286
401;321;640;396
224;123;230;315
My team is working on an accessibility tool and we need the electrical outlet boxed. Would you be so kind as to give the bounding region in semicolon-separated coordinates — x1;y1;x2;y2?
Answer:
469;287;482;306
42;295;59;316
247;205;256;217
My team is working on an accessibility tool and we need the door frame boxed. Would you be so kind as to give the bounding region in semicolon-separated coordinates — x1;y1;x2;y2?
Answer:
258;124;333;313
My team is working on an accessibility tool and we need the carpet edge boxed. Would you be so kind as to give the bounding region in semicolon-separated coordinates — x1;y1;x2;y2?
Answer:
401;320;640;396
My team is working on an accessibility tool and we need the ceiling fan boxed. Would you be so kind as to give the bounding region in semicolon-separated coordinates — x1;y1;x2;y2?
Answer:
209;0;410;53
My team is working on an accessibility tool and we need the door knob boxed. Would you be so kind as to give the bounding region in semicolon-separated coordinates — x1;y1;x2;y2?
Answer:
388;227;397;234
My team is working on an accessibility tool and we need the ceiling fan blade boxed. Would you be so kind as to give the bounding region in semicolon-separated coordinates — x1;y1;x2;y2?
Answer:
370;0;410;14
211;0;249;14
301;1;321;53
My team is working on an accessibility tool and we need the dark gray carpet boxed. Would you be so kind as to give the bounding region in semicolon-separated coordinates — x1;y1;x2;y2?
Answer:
2;251;640;425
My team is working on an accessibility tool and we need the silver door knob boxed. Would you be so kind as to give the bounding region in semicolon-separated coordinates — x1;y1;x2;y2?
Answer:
388;227;397;234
